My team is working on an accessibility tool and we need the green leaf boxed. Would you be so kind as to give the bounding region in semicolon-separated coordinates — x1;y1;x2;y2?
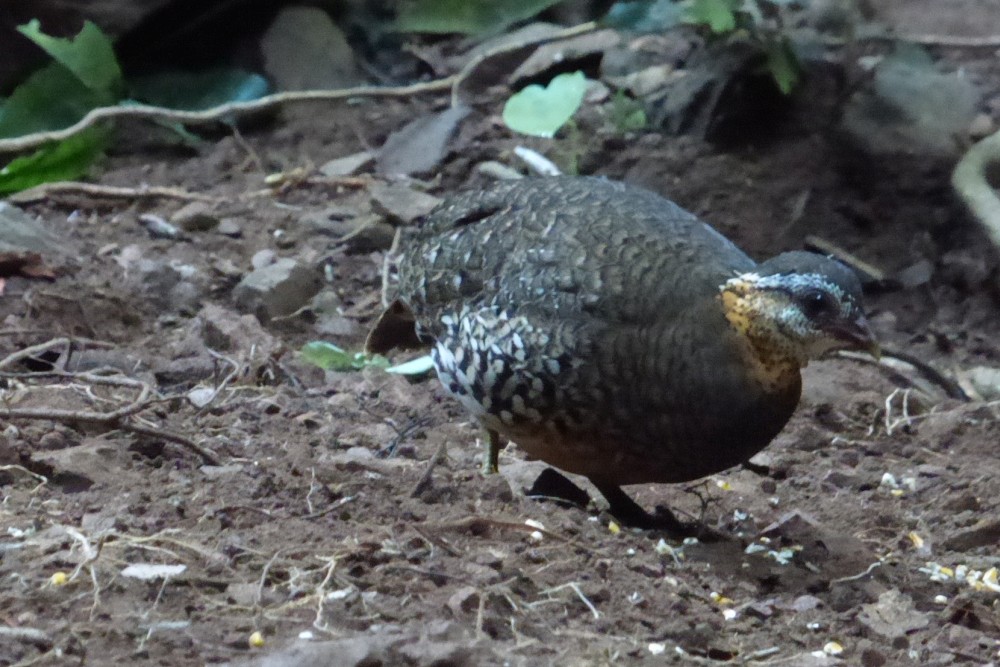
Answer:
764;37;800;94
683;0;738;33
603;0;685;33
0;126;109;194
0;20;122;139
129;68;269;111
385;355;436;376
609;91;647;132
17;20;122;94
0;63;113;138
395;0;563;35
300;341;390;372
503;71;588;138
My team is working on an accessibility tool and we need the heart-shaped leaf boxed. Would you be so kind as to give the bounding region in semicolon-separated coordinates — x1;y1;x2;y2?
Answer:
502;71;587;138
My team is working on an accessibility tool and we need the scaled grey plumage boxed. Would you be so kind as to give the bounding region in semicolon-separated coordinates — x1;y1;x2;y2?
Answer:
369;176;875;531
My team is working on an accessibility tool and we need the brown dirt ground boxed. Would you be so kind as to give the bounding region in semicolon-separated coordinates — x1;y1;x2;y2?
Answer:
3;40;1000;667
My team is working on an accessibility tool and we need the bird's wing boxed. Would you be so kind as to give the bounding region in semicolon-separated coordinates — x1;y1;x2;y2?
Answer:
397;176;756;333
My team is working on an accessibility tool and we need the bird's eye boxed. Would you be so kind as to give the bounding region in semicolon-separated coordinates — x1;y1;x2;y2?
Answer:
799;289;835;319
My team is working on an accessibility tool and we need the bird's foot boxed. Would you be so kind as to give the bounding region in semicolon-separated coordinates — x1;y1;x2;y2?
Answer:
592;481;726;541
741;460;771;477
526;468;592;509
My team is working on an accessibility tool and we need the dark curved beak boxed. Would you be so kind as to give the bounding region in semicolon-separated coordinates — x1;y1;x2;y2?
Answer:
829;314;880;359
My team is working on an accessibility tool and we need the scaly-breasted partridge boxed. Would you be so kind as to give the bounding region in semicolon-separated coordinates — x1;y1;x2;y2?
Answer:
367;176;878;531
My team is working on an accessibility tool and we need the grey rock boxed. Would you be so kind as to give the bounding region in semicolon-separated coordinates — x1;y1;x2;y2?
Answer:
186;386;216;409
858;590;929;639
376;106;470;177
217;218;243;237
134;259;203;314
823;470;858;489
943;518;1000;551
167;280;203;315
198;303;279;356
299;208;393;252
251;249;277;270
260;6;362;91
232;258;322;321
339;216;396;254
310;291;361;337
153;355;217;387
964;366;1000;400
298;208;355;235
760;510;820;538
785;595;822;612
171;202;219;232
321;150;375;177
840;46;979;158
138;214;184;240
0;202;63;254
369;182;442;224
894;259;934;288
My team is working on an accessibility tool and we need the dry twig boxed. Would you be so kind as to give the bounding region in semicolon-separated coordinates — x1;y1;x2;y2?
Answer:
410;441;449;498
1;350;221;465
0;22;598;156
64;526;103;619
0;464;48;493
7;182;220;204
837;347;969;401
0;84;450;154
0;338;72;372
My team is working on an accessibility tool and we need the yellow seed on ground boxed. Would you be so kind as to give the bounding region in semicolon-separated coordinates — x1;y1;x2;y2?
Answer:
49;572;68;586
248;631;265;648
709;591;733;605
823;641;844;655
907;532;924;549
608;521;621;535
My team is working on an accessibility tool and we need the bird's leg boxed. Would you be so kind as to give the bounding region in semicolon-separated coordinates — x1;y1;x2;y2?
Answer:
480;429;502;475
591;480;719;539
591;481;676;530
741;460;771;477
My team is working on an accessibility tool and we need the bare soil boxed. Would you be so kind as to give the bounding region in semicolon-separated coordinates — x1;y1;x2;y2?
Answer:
2;43;1000;667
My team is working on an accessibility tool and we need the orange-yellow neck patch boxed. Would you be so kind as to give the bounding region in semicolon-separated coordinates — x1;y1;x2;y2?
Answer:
720;276;803;393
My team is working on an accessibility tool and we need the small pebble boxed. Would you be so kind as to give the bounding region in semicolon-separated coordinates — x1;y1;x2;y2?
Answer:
251;249;276;270
138;214;183;240
217;218;242;237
